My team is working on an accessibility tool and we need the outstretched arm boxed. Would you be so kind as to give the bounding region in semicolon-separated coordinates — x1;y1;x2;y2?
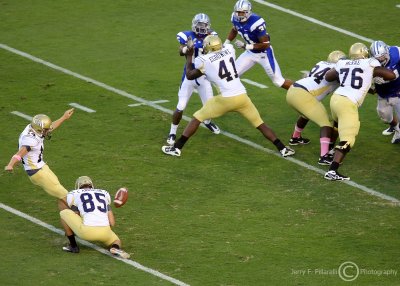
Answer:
51;108;74;131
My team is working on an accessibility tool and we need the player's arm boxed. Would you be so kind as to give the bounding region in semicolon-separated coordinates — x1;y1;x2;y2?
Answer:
253;34;271;50
51;108;74;131
4;146;29;172
373;66;396;81
108;206;116;227
185;46;204;80
225;26;238;44
325;68;339;82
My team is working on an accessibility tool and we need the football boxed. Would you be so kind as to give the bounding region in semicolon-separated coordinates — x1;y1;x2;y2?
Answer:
113;187;128;208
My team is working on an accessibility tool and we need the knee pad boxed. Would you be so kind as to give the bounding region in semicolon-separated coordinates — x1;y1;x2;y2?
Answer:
335;141;351;154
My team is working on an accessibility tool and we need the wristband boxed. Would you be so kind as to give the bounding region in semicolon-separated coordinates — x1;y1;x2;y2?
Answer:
13;154;22;161
224;39;231;45
182;46;188;54
245;44;254;50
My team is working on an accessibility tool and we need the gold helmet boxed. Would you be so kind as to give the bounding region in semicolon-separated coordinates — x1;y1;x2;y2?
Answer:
75;176;94;189
349;43;369;60
327;50;346;63
203;35;222;54
30;114;52;139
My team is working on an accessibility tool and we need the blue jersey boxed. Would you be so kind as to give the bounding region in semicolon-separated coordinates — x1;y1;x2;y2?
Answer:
231;12;268;53
375;46;400;98
176;30;217;80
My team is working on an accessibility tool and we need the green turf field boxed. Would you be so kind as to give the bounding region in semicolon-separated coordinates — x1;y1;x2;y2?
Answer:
1;1;399;285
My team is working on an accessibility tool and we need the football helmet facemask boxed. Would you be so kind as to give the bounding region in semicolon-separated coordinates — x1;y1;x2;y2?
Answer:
234;0;252;22
370;40;390;66
75;176;94;189
30;114;52;139
192;13;211;36
349;43;369;60
327;50;346;63
203;35;222;54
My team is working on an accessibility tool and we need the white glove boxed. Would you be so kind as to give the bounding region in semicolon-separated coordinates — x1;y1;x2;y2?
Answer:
234;39;245;49
187;36;194;49
373;77;388;85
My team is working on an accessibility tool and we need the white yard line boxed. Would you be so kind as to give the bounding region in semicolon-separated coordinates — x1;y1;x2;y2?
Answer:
0;203;190;286
241;78;269;88
69;103;96;113
253;0;374;43
1;43;398;205
128;99;169;107
11;111;32;121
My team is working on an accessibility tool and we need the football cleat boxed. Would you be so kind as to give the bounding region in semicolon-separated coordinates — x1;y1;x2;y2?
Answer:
167;134;176;145
62;245;80;253
110;248;130;259
204;121;221;134
391;131;400;144
289;137;310;146
318;154;333;166
324;170;350;181
161;146;181;157
280;146;295;157
382;126;395;136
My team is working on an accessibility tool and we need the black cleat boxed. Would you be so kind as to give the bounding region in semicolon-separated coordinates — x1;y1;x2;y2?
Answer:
289;137;310;145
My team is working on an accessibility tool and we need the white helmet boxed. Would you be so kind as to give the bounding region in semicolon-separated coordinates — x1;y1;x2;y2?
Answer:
370;40;390;66
192;13;211;36
234;0;252;22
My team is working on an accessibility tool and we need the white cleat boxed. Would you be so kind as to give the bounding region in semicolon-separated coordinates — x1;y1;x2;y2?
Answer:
161;145;181;157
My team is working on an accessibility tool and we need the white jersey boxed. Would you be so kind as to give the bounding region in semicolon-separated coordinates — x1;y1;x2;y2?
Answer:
296;61;339;101
18;124;46;171
333;58;381;106
67;188;112;227
194;44;246;97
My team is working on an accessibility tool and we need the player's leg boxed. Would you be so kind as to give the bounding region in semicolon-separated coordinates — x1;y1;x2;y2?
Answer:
324;95;358;181
167;77;195;144
260;47;292;89
389;97;400;143
30;165;79;250
235;51;256;76
60;209;82;253
236;94;295;157
377;96;397;136
286;87;312;145
197;77;220;134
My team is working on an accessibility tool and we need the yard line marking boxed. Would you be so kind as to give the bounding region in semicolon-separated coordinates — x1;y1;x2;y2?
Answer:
128;99;169;107
11;111;33;121
0;202;190;286
242;78;269;88
396;4;400;8
253;0;374;43
69;102;96;113
1;43;398;205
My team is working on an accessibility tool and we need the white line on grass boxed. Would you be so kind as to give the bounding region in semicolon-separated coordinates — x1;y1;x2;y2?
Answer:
69;103;96;113
1;43;398;205
128;99;169;107
242;78;269;88
253;0;374;43
11;111;33;121
0;202;190;286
